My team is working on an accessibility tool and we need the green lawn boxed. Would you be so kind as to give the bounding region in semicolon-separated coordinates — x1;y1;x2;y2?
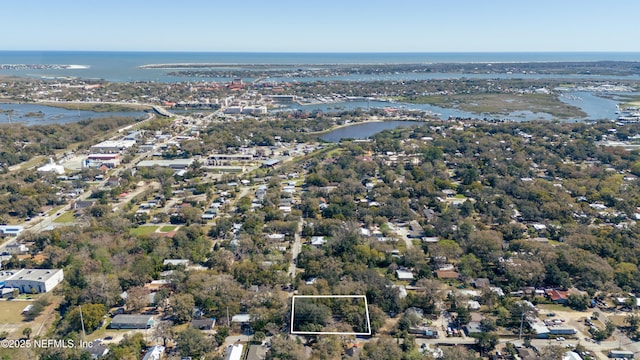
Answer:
47;206;64;216
130;226;158;236
53;212;75;223
159;225;177;232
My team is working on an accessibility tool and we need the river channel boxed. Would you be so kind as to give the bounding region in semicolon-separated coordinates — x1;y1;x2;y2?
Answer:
0;103;146;125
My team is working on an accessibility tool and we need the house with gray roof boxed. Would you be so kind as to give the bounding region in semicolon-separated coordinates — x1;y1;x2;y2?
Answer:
110;314;154;329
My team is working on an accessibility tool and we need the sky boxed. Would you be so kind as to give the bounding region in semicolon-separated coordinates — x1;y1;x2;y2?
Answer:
3;0;640;52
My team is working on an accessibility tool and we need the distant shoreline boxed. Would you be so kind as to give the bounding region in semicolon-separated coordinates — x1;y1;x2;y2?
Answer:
2;52;640;83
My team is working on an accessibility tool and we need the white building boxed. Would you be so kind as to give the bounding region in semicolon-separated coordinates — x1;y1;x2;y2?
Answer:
225;344;243;360
0;225;24;237
0;269;64;294
242;106;268;115
4;243;29;255
85;153;121;168
266;234;285;241
163;259;189;267
137;159;195;170
311;236;326;247
37;158;65;175
563;351;582;360
224;106;243;114
396;268;415;280
142;345;165;360
90;140;136;153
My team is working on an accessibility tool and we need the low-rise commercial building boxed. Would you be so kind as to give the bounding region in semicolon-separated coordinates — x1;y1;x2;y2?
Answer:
0;269;64;294
0;225;24;236
85;154;121;168
90;140;136;153
137;159;195;170
608;350;634;358
207;154;254;165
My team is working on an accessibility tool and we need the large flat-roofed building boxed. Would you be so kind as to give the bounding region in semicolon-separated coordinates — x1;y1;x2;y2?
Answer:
0;269;64;294
110;314;154;329
242;106;268;115
137;159;195;170
85;153;121;168
262;158;281;168
90;140;137;154
0;225;24;237
265;95;296;103
207;154;254;165
224;106;243;114
608;350;634;358
207;166;247;174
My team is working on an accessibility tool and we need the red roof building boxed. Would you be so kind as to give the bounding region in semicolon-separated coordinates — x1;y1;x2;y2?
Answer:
545;289;569;303
435;270;459;280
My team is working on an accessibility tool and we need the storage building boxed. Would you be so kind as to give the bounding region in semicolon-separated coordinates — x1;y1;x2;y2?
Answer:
1;269;64;294
110;314;154;329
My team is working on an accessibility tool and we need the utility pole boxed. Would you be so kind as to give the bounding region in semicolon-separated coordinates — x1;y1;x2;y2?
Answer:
79;305;86;342
227;306;230;327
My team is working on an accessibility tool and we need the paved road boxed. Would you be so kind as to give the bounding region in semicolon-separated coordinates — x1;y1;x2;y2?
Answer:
393;225;414;249
288;218;303;279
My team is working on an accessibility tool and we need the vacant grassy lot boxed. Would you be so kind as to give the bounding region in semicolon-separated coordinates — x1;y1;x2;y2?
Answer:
0;300;30;324
53;211;75;223
130;225;158;236
159;225;178;232
0;296;63;360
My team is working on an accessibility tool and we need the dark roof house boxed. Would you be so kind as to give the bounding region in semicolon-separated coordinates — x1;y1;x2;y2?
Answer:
191;318;216;330
110;314;154;329
471;278;491;288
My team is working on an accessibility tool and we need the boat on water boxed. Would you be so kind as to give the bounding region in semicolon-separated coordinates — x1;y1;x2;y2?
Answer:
617;107;640;123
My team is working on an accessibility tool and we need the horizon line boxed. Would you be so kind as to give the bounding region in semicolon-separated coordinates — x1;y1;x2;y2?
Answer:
2;50;640;54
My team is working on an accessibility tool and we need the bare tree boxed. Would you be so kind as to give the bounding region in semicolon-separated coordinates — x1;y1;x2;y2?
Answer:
125;286;150;313
153;320;175;347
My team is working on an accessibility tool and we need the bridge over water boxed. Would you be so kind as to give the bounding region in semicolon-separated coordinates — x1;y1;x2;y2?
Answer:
152;105;173;117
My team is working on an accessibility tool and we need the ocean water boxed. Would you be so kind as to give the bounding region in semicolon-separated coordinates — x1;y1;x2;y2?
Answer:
0;52;634;126
1;51;640;82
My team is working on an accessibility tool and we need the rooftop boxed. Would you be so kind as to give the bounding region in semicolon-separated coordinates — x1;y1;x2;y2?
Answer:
111;314;153;326
137;159;195;168
0;269;63;283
